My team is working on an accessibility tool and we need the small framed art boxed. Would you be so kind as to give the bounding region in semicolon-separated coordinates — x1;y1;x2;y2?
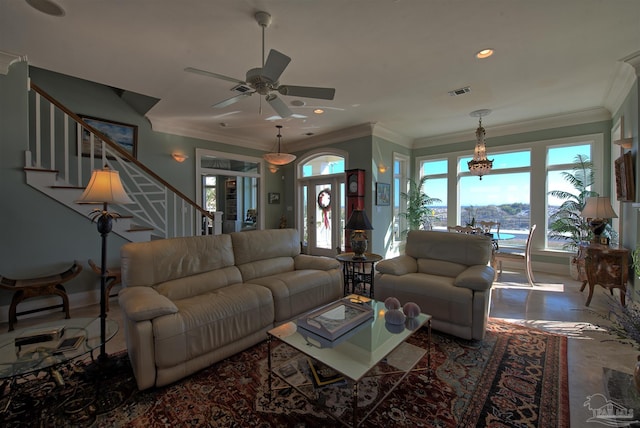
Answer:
376;182;390;206
269;192;281;204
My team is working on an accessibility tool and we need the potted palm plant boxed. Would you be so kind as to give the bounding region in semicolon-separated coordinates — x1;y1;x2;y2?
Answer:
547;154;598;279
399;176;441;239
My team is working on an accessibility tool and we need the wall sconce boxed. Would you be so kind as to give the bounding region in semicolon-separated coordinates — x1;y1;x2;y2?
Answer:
171;152;189;163
268;164;279;173
378;163;387;174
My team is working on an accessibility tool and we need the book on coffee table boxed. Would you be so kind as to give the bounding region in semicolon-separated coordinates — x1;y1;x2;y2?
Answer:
307;358;345;388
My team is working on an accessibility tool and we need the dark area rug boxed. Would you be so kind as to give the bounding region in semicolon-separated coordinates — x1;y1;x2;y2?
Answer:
0;319;568;427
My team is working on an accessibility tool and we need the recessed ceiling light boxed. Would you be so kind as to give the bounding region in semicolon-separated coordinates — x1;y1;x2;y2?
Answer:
313;109;324;114
26;0;65;16
476;48;494;59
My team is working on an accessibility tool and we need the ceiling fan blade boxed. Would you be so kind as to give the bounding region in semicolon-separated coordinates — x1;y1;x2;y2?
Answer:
261;49;291;83
266;94;293;118
278;85;336;100
184;67;246;85
212;93;253;108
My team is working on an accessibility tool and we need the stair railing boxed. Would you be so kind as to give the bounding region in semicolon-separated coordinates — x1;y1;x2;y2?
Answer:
27;82;213;239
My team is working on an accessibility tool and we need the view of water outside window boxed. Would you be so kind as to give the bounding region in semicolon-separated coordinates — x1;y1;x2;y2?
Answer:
417;143;592;250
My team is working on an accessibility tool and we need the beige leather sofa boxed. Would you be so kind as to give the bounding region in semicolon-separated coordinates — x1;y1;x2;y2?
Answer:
119;228;342;390
374;230;494;340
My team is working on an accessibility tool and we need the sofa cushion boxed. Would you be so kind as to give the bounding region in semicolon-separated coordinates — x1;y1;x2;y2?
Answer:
375;255;417;276
377;273;473;326
231;229;300;266
236;257;295;282
121;234;236;289
245;269;342;322
155;266;243;301
405;230;492;266
119;287;179;322
454;265;495;291
417;259;467;277
152;283;274;369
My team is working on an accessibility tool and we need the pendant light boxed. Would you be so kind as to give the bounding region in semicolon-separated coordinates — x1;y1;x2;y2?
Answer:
467;109;493;180
263;125;296;166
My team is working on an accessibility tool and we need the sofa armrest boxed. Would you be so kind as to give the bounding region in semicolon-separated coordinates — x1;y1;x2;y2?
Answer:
294;254;340;271
454;265;495;291
119;286;179;322
375;255;417;276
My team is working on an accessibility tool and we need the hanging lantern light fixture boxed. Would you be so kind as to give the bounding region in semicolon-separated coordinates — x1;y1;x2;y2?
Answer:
467;109;493;180
263;125;296;166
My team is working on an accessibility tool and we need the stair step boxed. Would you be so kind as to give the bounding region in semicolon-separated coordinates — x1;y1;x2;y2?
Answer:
51;185;84;190
127;226;154;232
24;167;58;173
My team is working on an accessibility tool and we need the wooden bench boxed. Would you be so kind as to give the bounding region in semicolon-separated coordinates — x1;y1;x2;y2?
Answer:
0;261;82;331
88;259;121;312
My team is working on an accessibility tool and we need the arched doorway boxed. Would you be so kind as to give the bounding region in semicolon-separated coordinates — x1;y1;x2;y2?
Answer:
297;152;346;257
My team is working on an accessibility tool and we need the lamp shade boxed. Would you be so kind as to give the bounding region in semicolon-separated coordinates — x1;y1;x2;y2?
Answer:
581;197;617;219
76;167;133;204
263;152;297;165
345;210;373;231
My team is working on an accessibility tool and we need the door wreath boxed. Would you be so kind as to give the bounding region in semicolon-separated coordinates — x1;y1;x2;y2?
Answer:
317;189;331;229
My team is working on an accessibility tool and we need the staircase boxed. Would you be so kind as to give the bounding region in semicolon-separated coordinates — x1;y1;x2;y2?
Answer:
25;83;212;242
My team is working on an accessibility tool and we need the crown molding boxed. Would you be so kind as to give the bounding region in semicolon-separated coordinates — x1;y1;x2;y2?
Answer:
284;122;376;152
371;123;414;148
413;107;611;148
0;50;27;75
603;55;638;116
149;117;272;151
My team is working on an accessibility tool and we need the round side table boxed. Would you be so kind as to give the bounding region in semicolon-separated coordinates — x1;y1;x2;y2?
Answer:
335;252;383;297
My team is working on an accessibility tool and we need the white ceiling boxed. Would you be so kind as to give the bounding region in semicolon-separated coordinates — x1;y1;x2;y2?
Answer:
2;0;639;152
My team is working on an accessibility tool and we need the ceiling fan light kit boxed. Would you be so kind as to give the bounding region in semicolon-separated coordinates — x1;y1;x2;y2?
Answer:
467;109;494;180
184;11;335;119
264;125;296;166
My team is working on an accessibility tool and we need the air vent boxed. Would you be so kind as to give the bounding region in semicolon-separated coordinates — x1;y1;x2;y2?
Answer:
448;86;471;96
232;84;252;93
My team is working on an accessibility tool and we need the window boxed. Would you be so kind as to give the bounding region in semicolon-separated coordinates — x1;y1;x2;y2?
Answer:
301;155;344;177
417;133;601;255
419;159;448;230
459;151;531;246
393;153;409;241
546;143;592;250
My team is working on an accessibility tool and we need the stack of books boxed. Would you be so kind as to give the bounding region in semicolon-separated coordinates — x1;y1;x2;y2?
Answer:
307;358;345;388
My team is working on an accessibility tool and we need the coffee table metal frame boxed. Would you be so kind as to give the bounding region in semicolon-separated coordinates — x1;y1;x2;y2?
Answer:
267;299;431;427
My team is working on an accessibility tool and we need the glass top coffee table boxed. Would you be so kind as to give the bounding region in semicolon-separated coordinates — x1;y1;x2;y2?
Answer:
0;317;118;380
267;296;431;427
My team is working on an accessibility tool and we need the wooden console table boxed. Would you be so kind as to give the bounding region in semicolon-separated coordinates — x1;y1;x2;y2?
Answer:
576;243;630;307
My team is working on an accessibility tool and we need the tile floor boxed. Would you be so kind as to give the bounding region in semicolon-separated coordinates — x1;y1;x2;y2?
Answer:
2;269;637;427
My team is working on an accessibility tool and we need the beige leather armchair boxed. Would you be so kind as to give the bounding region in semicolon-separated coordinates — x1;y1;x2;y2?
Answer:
375;230;494;340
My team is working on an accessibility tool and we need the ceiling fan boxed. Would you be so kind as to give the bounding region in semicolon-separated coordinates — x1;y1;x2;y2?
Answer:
185;11;335;118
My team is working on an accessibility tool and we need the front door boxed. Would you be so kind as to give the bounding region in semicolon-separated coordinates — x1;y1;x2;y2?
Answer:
301;178;344;257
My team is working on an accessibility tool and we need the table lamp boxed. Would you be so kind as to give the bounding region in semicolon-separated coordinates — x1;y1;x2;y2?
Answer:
345;210;373;259
580;196;617;244
77;165;132;362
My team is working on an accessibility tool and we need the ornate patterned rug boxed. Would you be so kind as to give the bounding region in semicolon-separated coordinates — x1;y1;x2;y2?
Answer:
0;319;569;427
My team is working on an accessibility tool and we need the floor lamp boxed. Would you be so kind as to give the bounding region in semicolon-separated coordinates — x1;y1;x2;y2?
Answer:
77;166;132;362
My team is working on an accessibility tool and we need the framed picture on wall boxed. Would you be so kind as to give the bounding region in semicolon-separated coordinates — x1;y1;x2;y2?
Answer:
614;152;635;202
79;115;138;159
269;192;281;204
375;182;390;206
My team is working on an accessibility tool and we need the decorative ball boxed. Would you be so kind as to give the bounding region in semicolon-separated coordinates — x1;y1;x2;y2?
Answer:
385;321;405;334
405;318;422;331
403;302;421;318
384;297;401;310
385;309;406;325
